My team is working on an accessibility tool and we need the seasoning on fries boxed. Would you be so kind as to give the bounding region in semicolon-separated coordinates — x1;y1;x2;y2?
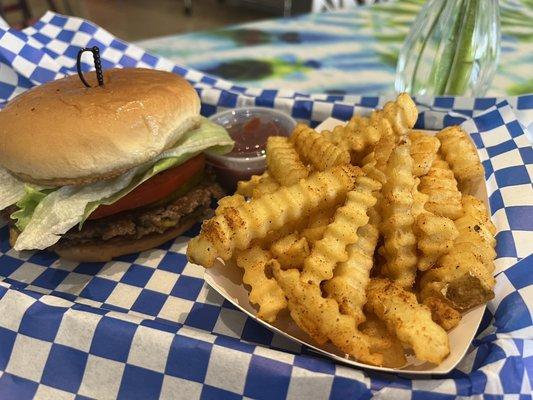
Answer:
187;93;496;368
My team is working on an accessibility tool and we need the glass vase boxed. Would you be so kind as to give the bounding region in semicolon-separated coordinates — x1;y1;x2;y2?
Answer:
395;0;500;97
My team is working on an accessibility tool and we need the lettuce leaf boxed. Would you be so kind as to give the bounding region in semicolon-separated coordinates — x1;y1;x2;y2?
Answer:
11;185;54;230
13;118;233;251
81;118;233;224
0;167;26;211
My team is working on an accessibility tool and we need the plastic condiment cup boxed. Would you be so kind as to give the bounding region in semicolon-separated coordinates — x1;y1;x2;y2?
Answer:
206;107;297;192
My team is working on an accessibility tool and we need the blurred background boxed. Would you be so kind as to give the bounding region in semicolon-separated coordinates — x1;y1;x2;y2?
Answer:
1;0;526;96
0;0;317;40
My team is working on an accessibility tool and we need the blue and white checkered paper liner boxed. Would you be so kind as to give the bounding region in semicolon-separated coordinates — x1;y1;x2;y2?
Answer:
0;11;532;400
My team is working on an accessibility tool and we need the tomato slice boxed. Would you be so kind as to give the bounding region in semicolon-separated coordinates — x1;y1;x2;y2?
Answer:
89;154;205;220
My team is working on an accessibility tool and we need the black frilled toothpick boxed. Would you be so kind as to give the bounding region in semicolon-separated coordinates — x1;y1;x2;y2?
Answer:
76;46;104;88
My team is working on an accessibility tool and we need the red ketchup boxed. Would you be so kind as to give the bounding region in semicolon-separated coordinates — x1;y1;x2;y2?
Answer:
227;117;280;158
207;116;285;192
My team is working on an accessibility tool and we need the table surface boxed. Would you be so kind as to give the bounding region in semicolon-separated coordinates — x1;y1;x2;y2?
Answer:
137;0;533;97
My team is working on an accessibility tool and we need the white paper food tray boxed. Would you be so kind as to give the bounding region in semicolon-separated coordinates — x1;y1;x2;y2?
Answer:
204;118;489;375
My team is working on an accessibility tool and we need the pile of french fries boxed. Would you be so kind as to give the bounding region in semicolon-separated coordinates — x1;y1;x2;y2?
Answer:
187;93;496;367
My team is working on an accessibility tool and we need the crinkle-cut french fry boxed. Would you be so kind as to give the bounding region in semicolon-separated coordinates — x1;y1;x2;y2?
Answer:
301;207;336;243
361;154;387;186
255;216;310;249
373;129;397;168
416;213;458;271
331;92;416;164
420;195;496;311
236;172;279;199
360;312;407;368
187;165;363;267
251;174;280;198
379;142;418;289
437;126;484;191
322;116;381;154
322;93;416;156
291;123;350;170
419;157;463;220
422;297;462;331
270;233;310;269
266;136;308;186
236;172;265;197
321;125;350;150
411;178;458;271
216;194;246;215
379;92;419;138
459;194;497;244
322;206;380;325
445;195;495;272
348;93;418;150
411;178;429;221
272;262;384;366
366;278;450;365
301;175;381;286
350;115;383;152
360;127;397;184
236;246;286;323
300;227;327;244
409;130;440;177
447;194;496;270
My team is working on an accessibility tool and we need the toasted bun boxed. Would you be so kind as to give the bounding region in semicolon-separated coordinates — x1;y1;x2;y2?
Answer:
51;216;198;262
0;68;200;186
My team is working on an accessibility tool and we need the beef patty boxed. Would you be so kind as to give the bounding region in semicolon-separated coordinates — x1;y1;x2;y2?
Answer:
3;181;223;247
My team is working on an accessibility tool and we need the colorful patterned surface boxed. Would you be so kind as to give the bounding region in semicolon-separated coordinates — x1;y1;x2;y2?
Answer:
0;10;532;400
137;0;533;96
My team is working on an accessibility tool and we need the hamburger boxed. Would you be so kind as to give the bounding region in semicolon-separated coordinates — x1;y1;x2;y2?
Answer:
0;68;233;262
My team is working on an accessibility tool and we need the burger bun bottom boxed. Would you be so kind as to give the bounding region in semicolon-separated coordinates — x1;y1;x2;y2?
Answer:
10;216;197;263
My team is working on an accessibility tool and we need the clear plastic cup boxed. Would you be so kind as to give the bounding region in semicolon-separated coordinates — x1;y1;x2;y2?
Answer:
206;107;297;192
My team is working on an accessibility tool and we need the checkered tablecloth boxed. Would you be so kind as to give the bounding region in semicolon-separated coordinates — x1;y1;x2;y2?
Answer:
0;12;532;400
